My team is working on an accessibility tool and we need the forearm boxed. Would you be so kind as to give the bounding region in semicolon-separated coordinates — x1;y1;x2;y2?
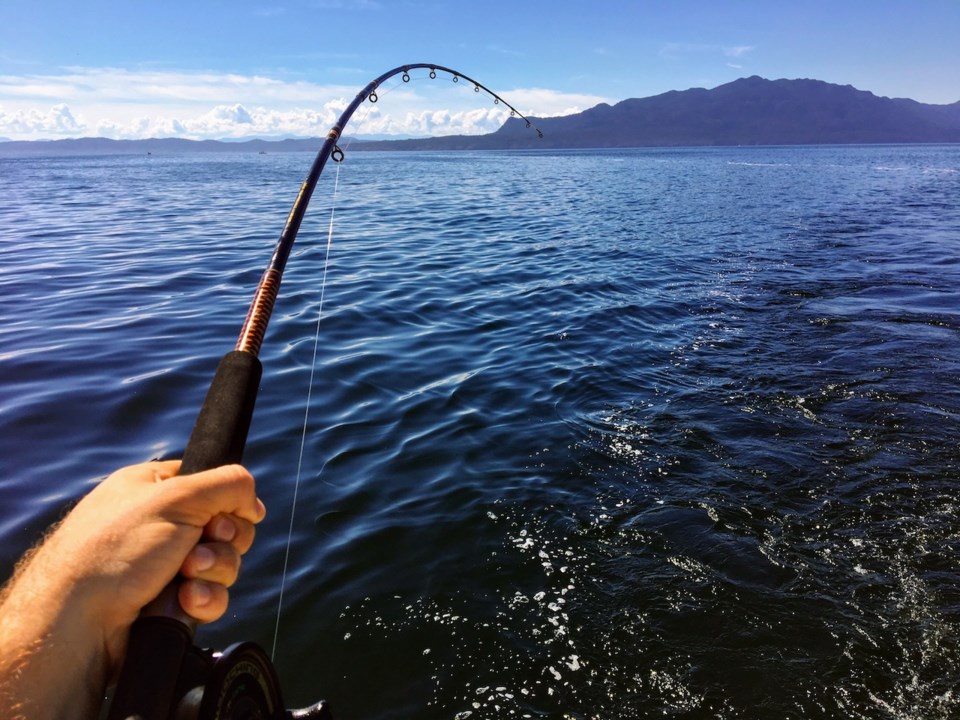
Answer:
0;535;109;720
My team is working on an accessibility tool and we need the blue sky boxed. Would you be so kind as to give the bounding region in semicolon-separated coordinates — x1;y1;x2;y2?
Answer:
1;0;957;141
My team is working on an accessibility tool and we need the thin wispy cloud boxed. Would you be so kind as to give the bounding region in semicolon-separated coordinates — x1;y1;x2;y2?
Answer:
659;42;755;61
724;45;755;58
723;46;755;71
658;42;755;76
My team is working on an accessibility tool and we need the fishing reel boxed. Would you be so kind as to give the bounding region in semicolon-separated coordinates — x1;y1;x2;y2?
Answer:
172;640;332;720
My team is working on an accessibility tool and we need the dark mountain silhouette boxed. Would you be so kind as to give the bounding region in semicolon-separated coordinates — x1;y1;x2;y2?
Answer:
2;77;958;155
360;76;960;150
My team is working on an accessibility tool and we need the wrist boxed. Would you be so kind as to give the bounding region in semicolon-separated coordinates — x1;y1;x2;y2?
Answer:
0;538;111;718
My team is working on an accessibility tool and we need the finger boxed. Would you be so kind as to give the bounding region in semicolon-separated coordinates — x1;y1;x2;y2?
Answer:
204;514;258;555
180;542;242;587
178;579;229;624
189;464;264;523
148;460;182;482
103;460;182;491
164;464;266;526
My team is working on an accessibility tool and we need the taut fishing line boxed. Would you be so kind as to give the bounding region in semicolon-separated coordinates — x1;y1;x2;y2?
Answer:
270;79;392;660
271;158;343;662
274;70;521;661
106;63;541;720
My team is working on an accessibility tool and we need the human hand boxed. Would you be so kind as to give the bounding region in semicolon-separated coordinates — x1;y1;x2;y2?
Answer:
0;460;266;712
54;461;266;665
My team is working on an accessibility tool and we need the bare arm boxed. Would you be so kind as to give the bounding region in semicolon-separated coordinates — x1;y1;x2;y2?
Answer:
0;461;266;720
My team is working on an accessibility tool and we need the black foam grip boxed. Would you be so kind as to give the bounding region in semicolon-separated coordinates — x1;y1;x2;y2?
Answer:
180;350;263;475
106;351;263;719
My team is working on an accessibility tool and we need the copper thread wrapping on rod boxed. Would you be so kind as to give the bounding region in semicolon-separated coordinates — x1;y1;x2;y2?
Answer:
236;268;282;355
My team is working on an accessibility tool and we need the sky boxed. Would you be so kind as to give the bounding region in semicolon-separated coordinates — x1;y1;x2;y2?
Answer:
1;0;958;142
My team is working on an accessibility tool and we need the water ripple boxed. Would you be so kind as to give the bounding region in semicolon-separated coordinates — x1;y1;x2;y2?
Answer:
2;146;960;718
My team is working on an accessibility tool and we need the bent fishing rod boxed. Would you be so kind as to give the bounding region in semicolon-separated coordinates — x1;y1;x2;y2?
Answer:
107;64;541;720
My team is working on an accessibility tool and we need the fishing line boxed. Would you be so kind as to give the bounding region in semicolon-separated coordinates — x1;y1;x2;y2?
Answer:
271;157;343;662
268;66;536;661
268;77;389;661
267;68;530;661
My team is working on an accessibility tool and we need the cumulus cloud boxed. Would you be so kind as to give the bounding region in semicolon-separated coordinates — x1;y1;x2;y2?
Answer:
0;103;84;136
0;67;610;141
67;102;347;141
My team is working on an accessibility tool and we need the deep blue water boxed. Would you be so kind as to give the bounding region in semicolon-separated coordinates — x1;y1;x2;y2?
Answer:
2;145;960;719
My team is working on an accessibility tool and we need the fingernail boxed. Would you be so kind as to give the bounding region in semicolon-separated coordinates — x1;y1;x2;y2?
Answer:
193;545;216;571
192;581;212;607
212;516;237;542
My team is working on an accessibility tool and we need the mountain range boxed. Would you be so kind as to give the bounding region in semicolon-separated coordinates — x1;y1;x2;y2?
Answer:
360;76;960;150
2;76;958;154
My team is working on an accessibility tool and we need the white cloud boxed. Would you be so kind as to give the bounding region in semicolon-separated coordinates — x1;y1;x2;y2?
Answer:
0;67;338;106
0;67;609;141
508;87;608;117
724;46;755;59
659;42;756;61
0;103;84;136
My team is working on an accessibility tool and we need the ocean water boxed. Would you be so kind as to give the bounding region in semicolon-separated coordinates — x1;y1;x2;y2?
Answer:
1;144;959;719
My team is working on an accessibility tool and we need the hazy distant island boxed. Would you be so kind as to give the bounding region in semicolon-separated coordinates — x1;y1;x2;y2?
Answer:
3;76;959;155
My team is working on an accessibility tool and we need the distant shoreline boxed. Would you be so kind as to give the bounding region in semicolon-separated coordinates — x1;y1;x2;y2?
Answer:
0;136;330;156
4;76;960;155
2;137;959;157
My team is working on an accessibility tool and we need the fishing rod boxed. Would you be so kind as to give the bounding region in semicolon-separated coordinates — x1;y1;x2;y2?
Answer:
106;64;541;720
